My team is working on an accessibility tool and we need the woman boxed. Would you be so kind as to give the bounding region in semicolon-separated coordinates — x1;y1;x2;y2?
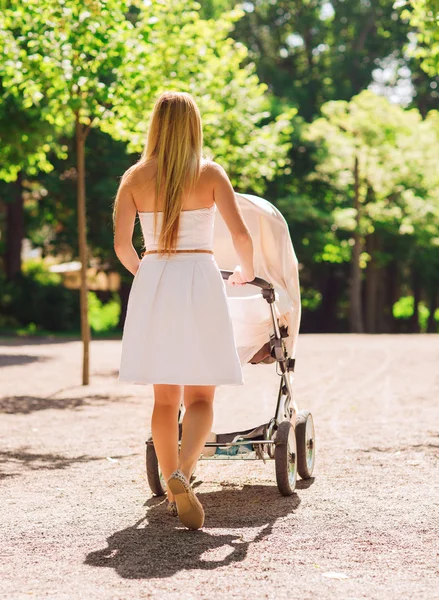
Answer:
113;91;255;530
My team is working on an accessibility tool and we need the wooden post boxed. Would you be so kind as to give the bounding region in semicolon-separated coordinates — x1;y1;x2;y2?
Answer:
76;116;90;385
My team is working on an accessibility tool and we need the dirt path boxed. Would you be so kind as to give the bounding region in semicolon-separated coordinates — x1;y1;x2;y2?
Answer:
1;334;438;599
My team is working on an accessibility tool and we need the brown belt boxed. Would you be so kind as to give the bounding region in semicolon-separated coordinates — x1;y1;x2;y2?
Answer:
141;248;213;257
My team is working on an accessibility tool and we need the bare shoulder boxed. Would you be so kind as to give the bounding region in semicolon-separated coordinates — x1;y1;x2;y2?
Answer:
120;160;154;189
200;158;228;183
201;159;226;177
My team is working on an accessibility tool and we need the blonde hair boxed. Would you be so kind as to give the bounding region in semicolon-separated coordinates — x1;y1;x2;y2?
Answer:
113;91;203;254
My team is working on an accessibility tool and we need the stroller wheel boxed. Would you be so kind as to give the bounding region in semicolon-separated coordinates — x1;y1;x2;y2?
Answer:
296;411;316;479
145;438;166;496
275;421;297;496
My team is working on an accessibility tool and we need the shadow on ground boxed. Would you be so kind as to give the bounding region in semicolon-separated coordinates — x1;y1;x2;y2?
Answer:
0;337;79;347
0;449;102;476
0;448;136;478
0;393;131;415
92;369;119;378
0;336;120;347
0;354;51;368
85;485;301;579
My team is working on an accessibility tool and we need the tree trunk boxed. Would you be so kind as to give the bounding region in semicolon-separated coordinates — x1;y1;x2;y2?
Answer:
5;171;24;280
409;268;421;334
317;267;342;332
384;261;398;333
427;289;437;333
76;117;91;385
380;261;399;333
365;232;378;333
349;156;364;333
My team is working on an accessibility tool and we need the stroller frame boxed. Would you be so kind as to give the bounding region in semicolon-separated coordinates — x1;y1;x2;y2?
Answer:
200;271;297;453
146;271;315;497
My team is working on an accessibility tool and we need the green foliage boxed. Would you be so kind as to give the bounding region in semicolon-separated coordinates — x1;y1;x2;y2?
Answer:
0;0;293;192
0;0;294;279
1;0;439;336
300;287;322;312
393;295;439;332
88;291;120;333
111;0;296;191
0;0;138;129
315;242;351;265
0;90;64;183
198;0;235;20
393;295;415;319
226;0;410;120
305;90;439;264
16;322;39;336
26;129;135;271
418;302;430;332
22;258;62;285
0;265;80;332
402;0;439;77
0;259;121;333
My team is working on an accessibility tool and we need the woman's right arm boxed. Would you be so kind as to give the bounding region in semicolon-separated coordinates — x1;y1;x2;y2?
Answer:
211;162;255;285
113;177;140;277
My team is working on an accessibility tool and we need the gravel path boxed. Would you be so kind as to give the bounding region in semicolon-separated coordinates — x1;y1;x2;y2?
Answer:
1;334;438;600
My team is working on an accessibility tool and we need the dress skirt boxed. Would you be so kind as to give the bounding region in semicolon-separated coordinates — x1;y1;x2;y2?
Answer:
118;253;244;386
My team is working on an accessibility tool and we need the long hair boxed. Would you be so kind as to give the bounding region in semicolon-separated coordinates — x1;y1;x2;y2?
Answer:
146;92;202;253
113;92;203;254
143;91;203;254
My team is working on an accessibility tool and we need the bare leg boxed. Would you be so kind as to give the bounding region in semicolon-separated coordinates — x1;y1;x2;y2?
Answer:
178;385;215;480
151;384;181;502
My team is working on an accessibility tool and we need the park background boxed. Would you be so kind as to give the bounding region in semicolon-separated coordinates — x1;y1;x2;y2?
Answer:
1;3;439;597
1;0;439;344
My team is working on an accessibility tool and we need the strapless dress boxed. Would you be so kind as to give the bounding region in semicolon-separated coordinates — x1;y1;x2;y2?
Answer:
118;205;243;386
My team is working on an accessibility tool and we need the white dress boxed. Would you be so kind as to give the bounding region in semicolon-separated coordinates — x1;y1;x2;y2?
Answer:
118;205;244;386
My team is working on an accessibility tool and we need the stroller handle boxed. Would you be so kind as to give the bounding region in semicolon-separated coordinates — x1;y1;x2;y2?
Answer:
220;270;272;291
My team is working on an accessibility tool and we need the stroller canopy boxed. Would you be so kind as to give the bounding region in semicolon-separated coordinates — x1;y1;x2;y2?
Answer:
213;193;301;365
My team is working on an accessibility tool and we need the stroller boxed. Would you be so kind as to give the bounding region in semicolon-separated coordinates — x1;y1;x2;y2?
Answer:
146;193;315;496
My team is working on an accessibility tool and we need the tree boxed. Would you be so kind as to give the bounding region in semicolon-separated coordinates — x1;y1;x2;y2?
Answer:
403;0;439;77
220;0;410;121
305;90;439;333
1;0;295;351
0;0;149;384
0;81;65;280
112;1;296;192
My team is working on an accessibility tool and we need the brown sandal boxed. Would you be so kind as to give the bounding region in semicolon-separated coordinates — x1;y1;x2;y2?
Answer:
167;470;204;530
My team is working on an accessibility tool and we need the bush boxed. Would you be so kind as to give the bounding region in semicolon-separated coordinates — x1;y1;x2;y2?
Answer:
0;263;80;332
0;260;121;334
88;291;120;333
393;295;439;333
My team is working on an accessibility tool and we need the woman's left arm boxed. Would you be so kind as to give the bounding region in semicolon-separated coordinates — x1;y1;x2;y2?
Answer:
113;179;140;276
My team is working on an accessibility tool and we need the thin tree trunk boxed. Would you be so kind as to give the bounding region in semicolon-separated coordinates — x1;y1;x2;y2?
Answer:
375;265;385;333
76;116;90;386
318;267;341;332
427;289;437;333
409;268;421;334
349;156;364;333
5;171;24;280
382;261;399;333
365;232;378;333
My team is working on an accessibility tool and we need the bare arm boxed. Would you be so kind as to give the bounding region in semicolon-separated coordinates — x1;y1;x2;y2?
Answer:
212;162;255;284
113;178;140;276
